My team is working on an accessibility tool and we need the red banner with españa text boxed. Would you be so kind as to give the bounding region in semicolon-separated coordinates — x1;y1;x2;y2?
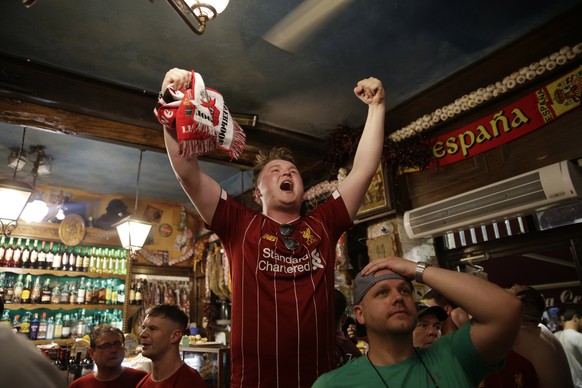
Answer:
428;65;582;168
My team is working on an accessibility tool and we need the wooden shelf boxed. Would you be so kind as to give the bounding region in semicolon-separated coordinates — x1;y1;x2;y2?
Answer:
1;267;125;280
32;338;75;346
6;303;123;311
12;221;121;247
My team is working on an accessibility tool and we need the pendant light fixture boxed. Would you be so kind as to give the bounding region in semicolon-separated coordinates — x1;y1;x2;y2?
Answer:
165;0;229;35
113;150;153;254
0;127;33;236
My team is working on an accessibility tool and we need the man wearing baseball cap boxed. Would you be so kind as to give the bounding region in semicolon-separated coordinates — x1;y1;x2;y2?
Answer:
413;303;447;349
313;257;522;387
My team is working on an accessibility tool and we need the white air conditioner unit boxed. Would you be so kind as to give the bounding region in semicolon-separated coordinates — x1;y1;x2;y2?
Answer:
404;160;582;239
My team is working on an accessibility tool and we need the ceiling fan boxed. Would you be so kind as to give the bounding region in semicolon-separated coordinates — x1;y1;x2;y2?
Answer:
263;0;355;53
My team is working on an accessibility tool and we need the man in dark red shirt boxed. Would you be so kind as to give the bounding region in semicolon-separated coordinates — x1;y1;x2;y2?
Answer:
161;68;385;387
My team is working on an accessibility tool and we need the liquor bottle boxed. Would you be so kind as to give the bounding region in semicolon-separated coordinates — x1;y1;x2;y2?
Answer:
94;248;102;274
129;281;136;305
45;241;55;269
98;280;106;305
84;279;92;305
37;241;47;269
13;274;25;304
82;247;90;272
135;281;143;306
90;280;99;304
117;283;125;305
105;279;112;305
0;310;11;326
119;250;127;275
68;281;77;304
4;237;15;267
0;236;6;266
52;243;62;270
37;312;48;340
11;314;21;333
20;312;31;337
88;247;96;273
54;313;63;339
76;277;86;304
101;248;109;274
12;238;23;268
41;278;52;304
61;314;71;339
29;312;40;340
67;246;76;271
21;238;31;268
46;316;55;340
75;310;86;337
30;240;39;269
4;275;15;304
108;251;115;275
30;276;42;304
51;283;61;304
60;282;70;304
0;272;5;302
61;244;69;271
110;279;118;305
74;246;84;272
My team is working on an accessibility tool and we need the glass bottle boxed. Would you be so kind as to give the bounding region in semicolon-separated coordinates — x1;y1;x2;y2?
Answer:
41;278;52;304
117;283;125;305
0;272;5;302
110;279;118;305
76;277;86;304
0;310;11;326
37;312;48;340
46;316;55;340
82;247;90;272
84;279;92;305
101;248;109;274
74;246;84;272
60;282;70;304
98;280;106;305
11;314;21;333
4;237;15;267
13;274;25;304
67;246;76;272
29;312;40;340
20;312;31;337
30;276;42;304
5;275;15;304
21;238;31;268
29;240;39;269
61;314;71;339
94;248;102;274
0;236;6;266
129;281;136;305
60;244;69;272
12;237;23;268
88;247;96;273
135;281;143;306
90;280;99;305
51;282;61;304
52;242;62;270
45;241;55;269
54;313;63;339
105;279;112;305
68;281;77;304
37;241;47;269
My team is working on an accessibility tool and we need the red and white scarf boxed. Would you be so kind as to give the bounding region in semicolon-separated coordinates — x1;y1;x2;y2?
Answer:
154;70;246;159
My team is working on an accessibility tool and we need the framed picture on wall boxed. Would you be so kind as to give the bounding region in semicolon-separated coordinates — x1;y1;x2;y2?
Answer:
355;163;393;221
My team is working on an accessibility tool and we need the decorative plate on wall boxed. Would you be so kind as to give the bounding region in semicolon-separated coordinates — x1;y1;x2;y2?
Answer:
58;214;86;246
159;223;173;237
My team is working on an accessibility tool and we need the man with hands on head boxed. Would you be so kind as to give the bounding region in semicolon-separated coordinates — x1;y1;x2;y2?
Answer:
160;68;386;387
313;257;523;387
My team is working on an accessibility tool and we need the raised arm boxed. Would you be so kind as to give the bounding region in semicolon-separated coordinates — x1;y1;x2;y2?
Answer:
361;257;523;364
337;77;386;219
161;68;221;225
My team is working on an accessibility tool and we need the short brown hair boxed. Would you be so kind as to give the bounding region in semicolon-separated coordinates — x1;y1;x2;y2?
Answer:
90;324;124;348
252;147;297;186
146;304;189;333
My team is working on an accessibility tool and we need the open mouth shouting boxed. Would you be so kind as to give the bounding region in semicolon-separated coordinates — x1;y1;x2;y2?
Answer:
280;180;293;191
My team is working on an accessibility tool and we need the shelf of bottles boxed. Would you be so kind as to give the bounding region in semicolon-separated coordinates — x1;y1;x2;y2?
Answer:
0;235;129;343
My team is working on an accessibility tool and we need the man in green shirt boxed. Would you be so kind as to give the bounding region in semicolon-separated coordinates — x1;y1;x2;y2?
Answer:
313;257;523;387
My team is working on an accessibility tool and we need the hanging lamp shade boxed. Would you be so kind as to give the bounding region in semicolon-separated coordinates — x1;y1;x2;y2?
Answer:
113;215;152;253
0;179;33;235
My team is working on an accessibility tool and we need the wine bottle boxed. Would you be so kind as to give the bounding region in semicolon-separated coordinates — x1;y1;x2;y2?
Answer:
30;276;42;304
45;241;55;269
29;240;39;269
21;238;31;268
37;241;47;269
40;278;52;304
13;274;25;304
12;238;23;268
4;237;15;267
52;242;62;270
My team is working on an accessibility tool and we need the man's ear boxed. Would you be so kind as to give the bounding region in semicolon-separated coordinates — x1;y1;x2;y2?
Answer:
170;329;184;345
354;305;365;326
254;188;262;206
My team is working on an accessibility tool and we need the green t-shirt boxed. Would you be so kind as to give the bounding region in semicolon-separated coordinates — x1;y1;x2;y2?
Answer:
313;322;499;387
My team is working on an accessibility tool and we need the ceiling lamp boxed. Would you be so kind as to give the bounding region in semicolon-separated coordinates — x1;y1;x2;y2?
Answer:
114;150;153;254
0;128;33;236
166;0;229;35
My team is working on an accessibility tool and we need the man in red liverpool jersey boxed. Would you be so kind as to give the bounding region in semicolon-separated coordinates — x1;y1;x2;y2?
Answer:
161;68;385;387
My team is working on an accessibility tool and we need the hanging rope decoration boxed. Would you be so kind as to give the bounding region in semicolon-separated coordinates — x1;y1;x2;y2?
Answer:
137;247;194;266
389;42;582;143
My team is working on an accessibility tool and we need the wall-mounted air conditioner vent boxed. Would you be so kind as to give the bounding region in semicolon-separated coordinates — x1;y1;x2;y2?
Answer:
404;161;582;239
